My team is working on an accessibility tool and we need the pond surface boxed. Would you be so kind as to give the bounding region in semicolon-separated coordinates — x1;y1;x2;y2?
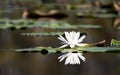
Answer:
0;17;120;50
0;8;120;75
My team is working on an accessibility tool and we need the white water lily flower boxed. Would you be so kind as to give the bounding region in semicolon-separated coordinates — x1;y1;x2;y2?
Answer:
58;52;86;65
58;31;86;48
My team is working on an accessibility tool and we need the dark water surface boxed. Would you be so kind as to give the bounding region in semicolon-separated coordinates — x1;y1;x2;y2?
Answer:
0;18;120;49
0;7;120;75
0;52;120;75
0;17;120;75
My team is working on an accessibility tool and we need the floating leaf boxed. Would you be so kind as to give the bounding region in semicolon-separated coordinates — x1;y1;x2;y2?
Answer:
76;47;120;52
0;19;102;29
27;22;77;29
16;46;120;53
28;23;102;29
0;19;35;30
22;32;87;36
76;7;117;18
22;32;64;36
93;14;117;18
111;39;120;46
16;47;61;53
76;12;117;18
77;25;102;28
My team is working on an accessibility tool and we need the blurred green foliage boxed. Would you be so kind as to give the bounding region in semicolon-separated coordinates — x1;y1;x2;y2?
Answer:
0;19;102;30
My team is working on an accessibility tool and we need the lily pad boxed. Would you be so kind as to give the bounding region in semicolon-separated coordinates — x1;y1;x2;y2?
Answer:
22;32;64;36
93;14;117;18
111;39;120;46
22;32;87;37
0;19;102;29
0;19;34;30
16;46;120;54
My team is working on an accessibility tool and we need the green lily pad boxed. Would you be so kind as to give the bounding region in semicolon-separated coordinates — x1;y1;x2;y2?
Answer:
111;39;120;46
93;14;117;18
0;19;102;29
22;32;64;36
0;19;34;30
16;46;120;54
22;32;86;36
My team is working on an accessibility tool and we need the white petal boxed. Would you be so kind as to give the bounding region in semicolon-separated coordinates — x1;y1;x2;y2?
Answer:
58;52;86;65
58;53;68;62
78;35;86;43
69;56;73;64
58;35;68;44
59;44;68;48
71;54;76;64
65;53;72;65
70;54;74;64
65;32;72;42
59;57;66;62
76;43;87;47
58;53;67;59
78;53;86;62
72;32;80;44
70;44;75;48
73;54;80;64
61;42;67;44
70;31;74;41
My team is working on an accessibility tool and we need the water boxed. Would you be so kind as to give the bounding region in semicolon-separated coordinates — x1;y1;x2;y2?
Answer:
0;17;120;75
0;18;119;49
0;2;120;75
0;52;120;75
